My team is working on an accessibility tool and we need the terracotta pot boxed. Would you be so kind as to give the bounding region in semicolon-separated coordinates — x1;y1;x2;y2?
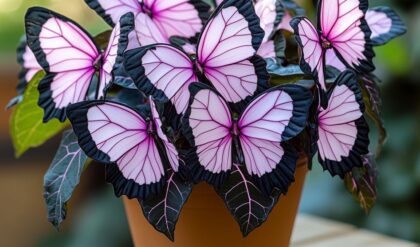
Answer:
124;157;308;247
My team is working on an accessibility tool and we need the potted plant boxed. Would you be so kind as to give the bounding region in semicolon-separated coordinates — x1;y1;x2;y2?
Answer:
7;0;406;246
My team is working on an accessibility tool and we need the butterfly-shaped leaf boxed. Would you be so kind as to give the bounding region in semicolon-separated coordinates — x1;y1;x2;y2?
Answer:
68;99;182;199
85;0;210;46
139;171;192;241
182;83;310;194
25;8;134;122
124;0;270;118
215;164;280;236
317;71;370;177
366;6;407;46
291;0;375;107
43;130;89;228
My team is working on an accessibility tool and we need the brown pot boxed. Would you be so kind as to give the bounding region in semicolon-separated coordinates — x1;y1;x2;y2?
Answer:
124;157;308;247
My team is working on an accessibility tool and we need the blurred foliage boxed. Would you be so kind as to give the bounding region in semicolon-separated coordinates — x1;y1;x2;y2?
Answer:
0;0;107;55
375;40;410;76
300;0;420;243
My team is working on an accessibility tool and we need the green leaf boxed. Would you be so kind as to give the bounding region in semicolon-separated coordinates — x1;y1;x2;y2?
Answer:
344;154;378;214
10;71;68;157
94;30;112;50
44;130;89;228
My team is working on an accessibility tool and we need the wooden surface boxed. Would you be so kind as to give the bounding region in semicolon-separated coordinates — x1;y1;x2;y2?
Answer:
291;214;419;247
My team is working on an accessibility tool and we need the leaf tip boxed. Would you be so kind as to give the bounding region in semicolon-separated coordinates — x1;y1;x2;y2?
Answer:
47;216;62;231
241;229;251;238
14;149;24;158
165;232;175;242
52;223;61;231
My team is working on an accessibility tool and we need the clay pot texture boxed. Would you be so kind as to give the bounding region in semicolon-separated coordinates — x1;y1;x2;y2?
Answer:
124;157;308;247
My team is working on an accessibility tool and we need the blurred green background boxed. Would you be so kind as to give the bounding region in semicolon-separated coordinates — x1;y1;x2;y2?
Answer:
0;0;418;246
